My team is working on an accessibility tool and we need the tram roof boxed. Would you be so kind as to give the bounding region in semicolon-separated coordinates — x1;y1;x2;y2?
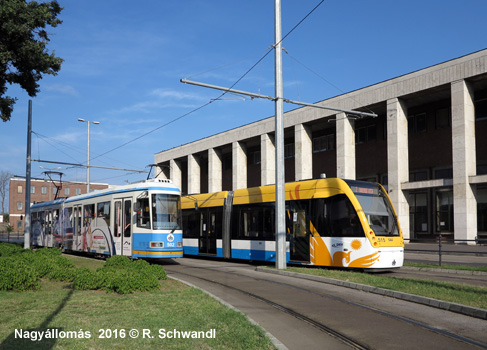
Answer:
31;179;180;209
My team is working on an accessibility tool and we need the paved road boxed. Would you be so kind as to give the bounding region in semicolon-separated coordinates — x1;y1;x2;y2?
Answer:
163;258;487;350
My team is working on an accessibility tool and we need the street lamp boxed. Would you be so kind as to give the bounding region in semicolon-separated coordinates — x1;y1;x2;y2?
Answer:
78;118;100;193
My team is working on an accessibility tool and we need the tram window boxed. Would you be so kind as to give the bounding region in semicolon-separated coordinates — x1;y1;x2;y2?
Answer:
46;211;52;235
67;207;73;235
136;198;151;229
182;211;200;238
151;194;181;230
313;196;363;237
75;207;82;235
115;202;121;237
124;201;131;237
232;204;275;240
97;201;111;226
83;204;95;229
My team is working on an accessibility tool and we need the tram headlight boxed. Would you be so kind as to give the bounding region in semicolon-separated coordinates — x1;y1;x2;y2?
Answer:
177;241;182;248
150;242;164;248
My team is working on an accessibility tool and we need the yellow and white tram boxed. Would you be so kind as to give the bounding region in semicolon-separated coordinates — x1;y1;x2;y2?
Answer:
181;178;404;269
30;179;183;259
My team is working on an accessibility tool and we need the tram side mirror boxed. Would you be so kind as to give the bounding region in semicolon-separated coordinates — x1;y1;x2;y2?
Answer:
134;202;141;212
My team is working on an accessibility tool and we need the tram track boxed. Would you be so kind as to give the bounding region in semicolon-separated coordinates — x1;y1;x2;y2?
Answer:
172;269;370;350
166;261;487;349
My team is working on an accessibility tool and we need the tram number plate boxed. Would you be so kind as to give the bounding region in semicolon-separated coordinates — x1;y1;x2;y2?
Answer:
167;243;175;247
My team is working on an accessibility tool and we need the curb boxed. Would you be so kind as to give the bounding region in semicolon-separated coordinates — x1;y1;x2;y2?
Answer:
255;267;487;321
401;265;487;276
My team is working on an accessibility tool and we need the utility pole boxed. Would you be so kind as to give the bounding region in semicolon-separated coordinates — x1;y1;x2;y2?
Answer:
274;0;286;269
24;100;32;249
78;118;100;193
180;1;377;270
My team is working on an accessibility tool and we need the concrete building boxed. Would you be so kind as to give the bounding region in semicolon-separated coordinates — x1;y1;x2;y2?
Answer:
8;176;109;231
154;49;487;243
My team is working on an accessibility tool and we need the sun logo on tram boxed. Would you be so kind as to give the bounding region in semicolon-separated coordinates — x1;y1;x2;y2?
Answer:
351;239;362;251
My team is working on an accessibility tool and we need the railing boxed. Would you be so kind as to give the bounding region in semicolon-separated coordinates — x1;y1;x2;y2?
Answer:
405;235;487;266
0;231;24;244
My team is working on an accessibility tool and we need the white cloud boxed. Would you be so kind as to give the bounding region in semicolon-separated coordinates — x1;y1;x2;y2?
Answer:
44;84;79;97
150;88;208;101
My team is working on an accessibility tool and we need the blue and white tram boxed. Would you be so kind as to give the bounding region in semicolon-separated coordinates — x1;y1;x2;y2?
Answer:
30;179;183;259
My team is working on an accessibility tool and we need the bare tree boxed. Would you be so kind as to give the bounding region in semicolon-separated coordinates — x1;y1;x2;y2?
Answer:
0;171;12;214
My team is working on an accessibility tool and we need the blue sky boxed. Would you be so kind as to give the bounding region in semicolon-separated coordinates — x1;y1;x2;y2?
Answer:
1;0;487;188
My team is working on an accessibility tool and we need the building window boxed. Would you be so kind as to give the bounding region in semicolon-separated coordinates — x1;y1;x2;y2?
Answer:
355;125;377;144
17;202;23;211
17;185;23;194
434;168;453;180
284;143;295;159
477;187;487;232
313;134;335;152
31;186;35;194
222;153;232;170
475;98;487;120
249;150;261;165
65;188;70;195
17;220;23;229
42;186;47;194
76;188;81;195
436;190;454;233
408;113;427;134
409;192;429;236
410;170;429;182
53;187;58;195
435;108;451;129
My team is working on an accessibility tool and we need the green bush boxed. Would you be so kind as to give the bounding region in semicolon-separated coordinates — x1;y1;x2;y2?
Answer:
0;257;39;291
104;255;132;269
73;268;103;290
0;243;169;294
96;257;163;294
148;264;168;280
0;242;23;257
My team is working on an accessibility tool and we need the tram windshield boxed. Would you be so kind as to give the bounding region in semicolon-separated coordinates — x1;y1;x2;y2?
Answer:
346;181;399;237
151;194;181;230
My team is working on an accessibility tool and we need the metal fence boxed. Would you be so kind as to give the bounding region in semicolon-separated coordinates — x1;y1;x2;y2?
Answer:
405;235;486;266
0;231;24;244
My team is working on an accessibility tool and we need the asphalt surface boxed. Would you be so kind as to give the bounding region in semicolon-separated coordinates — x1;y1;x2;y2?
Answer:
163;257;487;350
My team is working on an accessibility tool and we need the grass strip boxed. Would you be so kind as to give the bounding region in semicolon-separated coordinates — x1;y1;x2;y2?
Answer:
282;266;487;310
404;262;487;273
0;248;276;350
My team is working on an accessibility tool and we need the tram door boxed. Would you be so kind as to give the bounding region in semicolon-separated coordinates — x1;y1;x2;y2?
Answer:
199;209;217;255
288;208;310;262
114;199;132;256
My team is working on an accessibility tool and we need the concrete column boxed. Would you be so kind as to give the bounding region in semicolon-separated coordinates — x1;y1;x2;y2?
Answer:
451;80;477;243
387;98;410;239
187;154;200;194
295;124;313;181
208;148;222;193
261;133;275;186
170;159;182;191
336;112;356;179
232;141;247;190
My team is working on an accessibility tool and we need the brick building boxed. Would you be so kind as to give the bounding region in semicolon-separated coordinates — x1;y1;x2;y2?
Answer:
8;176;109;231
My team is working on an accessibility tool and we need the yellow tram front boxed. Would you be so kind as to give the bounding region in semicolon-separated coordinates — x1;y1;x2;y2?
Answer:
306;179;404;269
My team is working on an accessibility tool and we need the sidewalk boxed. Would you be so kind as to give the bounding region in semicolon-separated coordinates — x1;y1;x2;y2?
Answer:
405;242;487;257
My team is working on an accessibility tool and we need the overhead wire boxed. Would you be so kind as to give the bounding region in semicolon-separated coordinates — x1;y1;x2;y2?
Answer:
90;0;327;162
284;51;377;115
